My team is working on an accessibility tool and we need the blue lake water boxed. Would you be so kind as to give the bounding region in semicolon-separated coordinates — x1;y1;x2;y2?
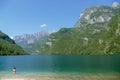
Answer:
0;54;120;77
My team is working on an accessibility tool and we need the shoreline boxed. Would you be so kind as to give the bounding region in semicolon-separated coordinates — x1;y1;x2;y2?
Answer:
0;72;120;80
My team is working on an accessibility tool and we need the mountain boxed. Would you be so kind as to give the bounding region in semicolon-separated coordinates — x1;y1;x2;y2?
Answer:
74;2;120;28
0;31;24;55
13;30;50;53
13;30;49;48
37;2;120;54
112;2;120;8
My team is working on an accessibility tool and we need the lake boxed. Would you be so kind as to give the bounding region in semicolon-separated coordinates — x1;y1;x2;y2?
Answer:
0;54;120;78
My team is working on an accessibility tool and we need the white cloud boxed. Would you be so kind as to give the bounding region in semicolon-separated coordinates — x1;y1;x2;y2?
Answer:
40;24;47;28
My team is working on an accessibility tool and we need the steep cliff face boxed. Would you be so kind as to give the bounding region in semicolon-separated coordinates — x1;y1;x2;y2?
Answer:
0;31;24;55
74;2;120;28
13;30;50;48
112;2;120;8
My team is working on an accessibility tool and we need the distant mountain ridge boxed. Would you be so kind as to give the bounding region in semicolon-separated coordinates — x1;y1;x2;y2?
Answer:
13;30;50;48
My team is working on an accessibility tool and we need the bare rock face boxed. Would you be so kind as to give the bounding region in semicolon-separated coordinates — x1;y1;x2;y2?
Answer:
13;30;50;48
112;2;120;8
75;2;120;28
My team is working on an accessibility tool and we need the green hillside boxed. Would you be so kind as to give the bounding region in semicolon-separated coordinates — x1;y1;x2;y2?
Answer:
0;31;24;55
38;13;120;54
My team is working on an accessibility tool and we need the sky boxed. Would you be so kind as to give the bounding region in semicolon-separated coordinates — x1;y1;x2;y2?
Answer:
0;0;120;37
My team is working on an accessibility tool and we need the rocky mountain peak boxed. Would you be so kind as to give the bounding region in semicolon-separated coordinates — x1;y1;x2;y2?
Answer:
75;4;120;28
13;30;50;48
112;2;120;8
